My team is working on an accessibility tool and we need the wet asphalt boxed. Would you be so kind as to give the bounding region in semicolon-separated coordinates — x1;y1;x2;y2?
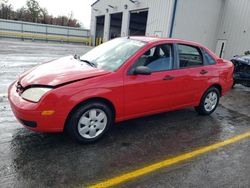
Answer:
0;40;250;188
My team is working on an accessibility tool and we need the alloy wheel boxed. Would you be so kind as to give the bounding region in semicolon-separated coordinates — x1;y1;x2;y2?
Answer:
77;108;108;139
204;91;218;112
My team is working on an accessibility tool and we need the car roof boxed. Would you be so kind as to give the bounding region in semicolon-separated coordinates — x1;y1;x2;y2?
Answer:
126;36;219;59
128;36;160;43
128;36;203;47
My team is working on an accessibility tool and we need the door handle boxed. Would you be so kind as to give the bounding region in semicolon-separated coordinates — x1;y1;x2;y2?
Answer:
200;70;208;75
163;75;174;80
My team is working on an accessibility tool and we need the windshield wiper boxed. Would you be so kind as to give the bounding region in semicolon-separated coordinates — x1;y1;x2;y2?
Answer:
74;54;96;67
79;59;96;67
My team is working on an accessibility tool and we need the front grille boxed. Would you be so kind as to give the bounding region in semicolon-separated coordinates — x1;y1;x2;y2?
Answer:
19;118;37;128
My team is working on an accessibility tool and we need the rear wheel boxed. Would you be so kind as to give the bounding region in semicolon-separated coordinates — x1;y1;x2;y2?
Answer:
195;87;220;115
66;102;114;143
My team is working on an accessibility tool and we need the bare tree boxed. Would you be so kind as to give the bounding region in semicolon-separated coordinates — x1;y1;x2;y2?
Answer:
0;1;13;19
40;7;48;24
15;7;30;21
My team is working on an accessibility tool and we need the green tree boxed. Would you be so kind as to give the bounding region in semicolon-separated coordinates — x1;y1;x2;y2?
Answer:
26;0;41;22
0;0;82;27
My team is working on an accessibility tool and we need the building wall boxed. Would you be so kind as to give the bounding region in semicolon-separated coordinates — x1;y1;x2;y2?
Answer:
91;0;174;42
91;0;250;59
217;0;250;59
172;0;224;51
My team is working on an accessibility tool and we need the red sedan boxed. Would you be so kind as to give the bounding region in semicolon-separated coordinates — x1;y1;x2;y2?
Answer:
8;37;234;143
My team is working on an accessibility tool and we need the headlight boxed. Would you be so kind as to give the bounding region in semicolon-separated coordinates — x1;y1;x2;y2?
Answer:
21;87;52;102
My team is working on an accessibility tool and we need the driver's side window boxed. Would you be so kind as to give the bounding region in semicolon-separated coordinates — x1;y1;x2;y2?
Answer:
132;44;173;72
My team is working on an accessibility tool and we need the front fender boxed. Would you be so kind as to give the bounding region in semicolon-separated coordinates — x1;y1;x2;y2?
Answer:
69;88;113;102
62;87;123;122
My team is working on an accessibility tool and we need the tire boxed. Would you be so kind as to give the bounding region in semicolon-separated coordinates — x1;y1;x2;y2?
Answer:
66;102;114;143
195;87;220;115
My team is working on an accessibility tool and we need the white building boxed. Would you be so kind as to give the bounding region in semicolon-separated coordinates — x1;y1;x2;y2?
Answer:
91;0;250;59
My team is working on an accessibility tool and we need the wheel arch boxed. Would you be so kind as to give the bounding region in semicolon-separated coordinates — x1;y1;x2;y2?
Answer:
197;83;222;106
209;84;222;96
64;97;116;131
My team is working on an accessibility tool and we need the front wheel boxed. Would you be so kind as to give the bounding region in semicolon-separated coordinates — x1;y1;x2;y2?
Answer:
195;87;220;115
66;102;114;143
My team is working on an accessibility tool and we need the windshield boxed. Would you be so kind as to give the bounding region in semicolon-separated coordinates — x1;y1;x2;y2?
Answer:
80;38;146;71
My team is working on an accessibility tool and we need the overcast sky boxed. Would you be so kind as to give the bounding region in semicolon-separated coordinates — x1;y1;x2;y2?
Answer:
8;0;96;28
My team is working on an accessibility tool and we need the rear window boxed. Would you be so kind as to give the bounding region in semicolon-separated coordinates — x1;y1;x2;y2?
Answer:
178;44;203;68
203;50;216;65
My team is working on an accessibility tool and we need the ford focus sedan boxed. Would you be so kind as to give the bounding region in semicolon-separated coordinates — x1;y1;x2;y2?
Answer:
8;37;234;143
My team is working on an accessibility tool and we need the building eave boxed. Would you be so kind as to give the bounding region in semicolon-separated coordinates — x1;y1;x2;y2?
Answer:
91;0;101;7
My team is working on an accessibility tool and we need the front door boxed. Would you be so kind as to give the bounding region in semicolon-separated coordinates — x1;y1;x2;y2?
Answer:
124;43;176;118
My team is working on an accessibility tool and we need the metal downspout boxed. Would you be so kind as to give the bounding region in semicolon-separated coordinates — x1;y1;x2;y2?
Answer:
169;0;178;38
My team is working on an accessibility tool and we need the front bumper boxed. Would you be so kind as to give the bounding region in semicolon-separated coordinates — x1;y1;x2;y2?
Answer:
8;82;65;132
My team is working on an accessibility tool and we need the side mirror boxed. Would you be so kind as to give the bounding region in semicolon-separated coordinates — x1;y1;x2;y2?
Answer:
133;66;152;75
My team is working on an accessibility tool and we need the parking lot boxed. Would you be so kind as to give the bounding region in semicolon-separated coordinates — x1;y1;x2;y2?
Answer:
0;40;250;188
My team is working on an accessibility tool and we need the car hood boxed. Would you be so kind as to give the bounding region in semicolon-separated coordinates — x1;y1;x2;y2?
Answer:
19;56;111;87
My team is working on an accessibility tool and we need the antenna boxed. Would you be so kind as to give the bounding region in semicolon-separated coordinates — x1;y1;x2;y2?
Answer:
127;29;130;39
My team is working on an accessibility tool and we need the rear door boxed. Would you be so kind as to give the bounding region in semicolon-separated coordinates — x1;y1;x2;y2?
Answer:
170;43;217;108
